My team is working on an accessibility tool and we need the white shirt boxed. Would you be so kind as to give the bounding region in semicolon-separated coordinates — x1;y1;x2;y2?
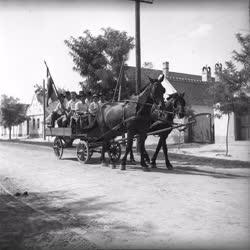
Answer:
54;99;68;115
67;99;79;111
75;101;88;113
88;101;99;115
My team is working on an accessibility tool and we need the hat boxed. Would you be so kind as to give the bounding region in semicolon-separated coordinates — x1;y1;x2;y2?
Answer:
70;91;77;95
78;91;85;96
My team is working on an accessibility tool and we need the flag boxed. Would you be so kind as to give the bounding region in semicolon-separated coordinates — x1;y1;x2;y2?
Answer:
46;68;57;106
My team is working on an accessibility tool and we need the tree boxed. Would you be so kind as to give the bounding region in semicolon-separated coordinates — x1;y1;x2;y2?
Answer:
143;61;153;69
210;33;250;155
0;95;27;140
65;28;134;100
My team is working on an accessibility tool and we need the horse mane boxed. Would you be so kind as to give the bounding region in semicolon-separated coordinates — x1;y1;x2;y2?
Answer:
128;81;151;103
137;82;152;105
166;92;178;101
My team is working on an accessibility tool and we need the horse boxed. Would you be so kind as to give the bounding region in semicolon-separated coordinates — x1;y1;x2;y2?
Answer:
90;74;166;171
149;92;186;169
129;92;186;169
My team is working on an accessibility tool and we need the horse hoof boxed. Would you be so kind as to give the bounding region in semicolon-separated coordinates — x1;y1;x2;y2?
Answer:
142;167;150;172
166;164;173;170
120;164;126;170
151;162;157;168
110;163;116;169
129;160;136;165
102;162;109;167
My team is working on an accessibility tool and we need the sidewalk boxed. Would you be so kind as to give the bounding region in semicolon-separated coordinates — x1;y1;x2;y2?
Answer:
146;136;250;163
1;135;250;164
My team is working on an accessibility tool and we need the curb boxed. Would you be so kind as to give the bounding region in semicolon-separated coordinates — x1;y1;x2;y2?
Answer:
0;138;52;147
167;152;250;168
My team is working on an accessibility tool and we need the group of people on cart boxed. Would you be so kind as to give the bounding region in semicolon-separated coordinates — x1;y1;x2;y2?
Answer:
47;90;105;132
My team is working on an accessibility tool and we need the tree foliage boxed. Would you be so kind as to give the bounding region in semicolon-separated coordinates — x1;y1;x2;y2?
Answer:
65;28;134;99
210;33;250;116
209;33;250;155
0;95;27;139
143;61;154;69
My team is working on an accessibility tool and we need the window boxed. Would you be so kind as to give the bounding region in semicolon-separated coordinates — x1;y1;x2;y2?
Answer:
37;118;40;129
32;118;35;129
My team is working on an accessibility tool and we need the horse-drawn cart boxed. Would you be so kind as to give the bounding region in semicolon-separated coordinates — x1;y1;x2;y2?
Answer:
45;127;121;164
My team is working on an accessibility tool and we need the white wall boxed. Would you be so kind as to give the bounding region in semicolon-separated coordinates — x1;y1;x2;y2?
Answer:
214;112;235;143
192;104;213;115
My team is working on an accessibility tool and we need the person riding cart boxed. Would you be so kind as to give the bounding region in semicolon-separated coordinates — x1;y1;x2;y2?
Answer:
47;93;68;127
72;91;89;131
88;93;100;126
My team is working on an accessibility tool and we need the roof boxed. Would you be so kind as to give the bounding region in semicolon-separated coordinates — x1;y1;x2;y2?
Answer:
170;80;213;106
125;66;213;106
27;93;58;117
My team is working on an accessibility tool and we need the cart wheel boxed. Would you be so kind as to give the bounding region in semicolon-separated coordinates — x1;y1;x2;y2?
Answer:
76;140;90;163
108;141;121;163
53;137;64;159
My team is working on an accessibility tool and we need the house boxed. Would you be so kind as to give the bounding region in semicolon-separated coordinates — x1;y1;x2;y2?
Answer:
26;91;58;138
125;62;215;143
214;89;250;143
0;91;57;139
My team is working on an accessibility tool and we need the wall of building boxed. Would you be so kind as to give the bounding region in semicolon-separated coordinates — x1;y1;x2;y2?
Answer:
214;112;236;143
28;115;44;137
166;104;214;144
26;95;44;138
192;104;213;115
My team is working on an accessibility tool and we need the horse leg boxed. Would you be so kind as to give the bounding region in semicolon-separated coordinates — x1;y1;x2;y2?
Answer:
121;131;134;170
129;148;136;165
101;140;108;167
143;147;150;164
139;134;150;171
150;136;163;168
162;137;173;170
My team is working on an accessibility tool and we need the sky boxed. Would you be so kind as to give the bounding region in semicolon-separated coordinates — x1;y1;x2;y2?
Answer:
0;0;249;103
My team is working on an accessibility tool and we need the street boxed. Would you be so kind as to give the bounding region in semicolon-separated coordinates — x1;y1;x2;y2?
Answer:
0;141;249;250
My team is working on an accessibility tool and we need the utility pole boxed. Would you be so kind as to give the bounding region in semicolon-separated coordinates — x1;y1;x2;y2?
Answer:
43;79;46;140
131;0;153;94
130;0;153;153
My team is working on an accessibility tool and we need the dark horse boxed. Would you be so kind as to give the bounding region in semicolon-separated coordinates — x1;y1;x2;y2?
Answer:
130;92;186;169
92;75;166;171
149;92;186;169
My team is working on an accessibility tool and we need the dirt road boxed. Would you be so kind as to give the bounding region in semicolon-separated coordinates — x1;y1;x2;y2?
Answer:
0;141;249;250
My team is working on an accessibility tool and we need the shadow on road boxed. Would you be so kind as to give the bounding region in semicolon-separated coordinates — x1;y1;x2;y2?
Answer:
0;190;134;250
146;149;250;169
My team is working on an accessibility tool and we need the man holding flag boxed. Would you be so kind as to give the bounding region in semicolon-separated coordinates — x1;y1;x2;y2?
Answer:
47;93;68;127
44;61;68;127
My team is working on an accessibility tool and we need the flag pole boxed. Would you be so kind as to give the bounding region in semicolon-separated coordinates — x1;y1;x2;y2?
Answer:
44;60;60;98
43;79;46;140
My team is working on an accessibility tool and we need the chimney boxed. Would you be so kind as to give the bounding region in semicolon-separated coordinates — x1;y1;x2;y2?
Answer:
162;61;169;79
202;65;212;82
214;63;222;82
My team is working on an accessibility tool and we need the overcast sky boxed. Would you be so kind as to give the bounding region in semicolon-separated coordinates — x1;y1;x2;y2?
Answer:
0;0;249;103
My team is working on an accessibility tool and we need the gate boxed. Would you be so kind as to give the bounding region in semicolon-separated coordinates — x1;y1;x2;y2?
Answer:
189;113;214;143
235;112;250;140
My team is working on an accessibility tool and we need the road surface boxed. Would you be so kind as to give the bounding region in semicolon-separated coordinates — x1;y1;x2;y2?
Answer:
0;141;249;250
